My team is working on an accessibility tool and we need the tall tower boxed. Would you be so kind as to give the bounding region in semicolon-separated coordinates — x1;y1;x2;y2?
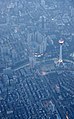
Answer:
66;112;69;119
58;39;64;63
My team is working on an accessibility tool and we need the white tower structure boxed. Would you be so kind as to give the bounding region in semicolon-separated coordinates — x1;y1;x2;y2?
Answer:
58;39;64;63
66;112;69;119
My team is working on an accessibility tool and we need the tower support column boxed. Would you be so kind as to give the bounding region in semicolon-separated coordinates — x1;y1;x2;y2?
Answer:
59;44;63;62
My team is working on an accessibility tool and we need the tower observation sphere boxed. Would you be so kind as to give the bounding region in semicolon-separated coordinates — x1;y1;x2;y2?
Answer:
59;40;64;44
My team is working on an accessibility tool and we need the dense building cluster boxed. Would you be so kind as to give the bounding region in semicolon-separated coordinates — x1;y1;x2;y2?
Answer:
0;0;74;119
0;65;74;119
0;0;74;68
